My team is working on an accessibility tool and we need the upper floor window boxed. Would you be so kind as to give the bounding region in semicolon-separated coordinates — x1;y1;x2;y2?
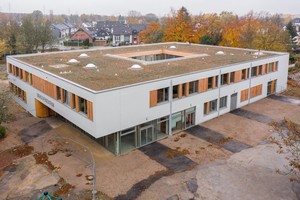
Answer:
173;85;179;99
241;68;249;80
157;87;169;103
189;80;198;94
221;73;229;85
251;66;257;77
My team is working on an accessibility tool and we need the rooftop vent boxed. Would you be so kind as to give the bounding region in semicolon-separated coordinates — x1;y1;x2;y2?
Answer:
67;59;79;64
216;51;225;55
129;64;143;70
78;53;89;58
253;51;264;56
85;63;96;68
169;45;177;49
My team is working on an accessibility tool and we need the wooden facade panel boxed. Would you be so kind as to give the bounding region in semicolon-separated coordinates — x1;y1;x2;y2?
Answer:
272;62;276;72
185;82;189;96
149;90;157;107
227;73;231;85
178;84;183;99
234;70;242;83
271;80;275;94
35;99;49;118
250;84;262;98
32;75;57;99
69;93;75;109
212;76;216;88
75;95;80;112
240;89;249;102
87;101;93;121
198;78;208;93
262;64;266;75
205;102;210;115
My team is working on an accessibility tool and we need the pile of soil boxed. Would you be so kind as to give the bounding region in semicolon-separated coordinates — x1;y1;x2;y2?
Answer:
33;152;55;170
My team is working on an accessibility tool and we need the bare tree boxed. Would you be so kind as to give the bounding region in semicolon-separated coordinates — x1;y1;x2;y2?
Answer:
270;119;300;182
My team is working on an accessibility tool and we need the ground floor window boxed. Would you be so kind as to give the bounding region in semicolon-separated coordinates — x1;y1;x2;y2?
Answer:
204;99;218;115
172;111;183;133
120;127;136;154
185;107;195;129
219;96;227;109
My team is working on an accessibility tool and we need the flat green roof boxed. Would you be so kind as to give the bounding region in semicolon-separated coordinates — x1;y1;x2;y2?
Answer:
15;42;279;91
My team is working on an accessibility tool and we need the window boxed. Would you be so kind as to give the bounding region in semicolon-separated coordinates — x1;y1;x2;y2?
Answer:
251;66;257;77
56;86;61;100
189;80;198;94
204;99;218;115
173;85;179;99
79;97;87;114
219;96;227;109
15;67;19;77
208;77;213;89
268;63;273;72
25;71;30;82
157;87;169;103
63;90;69;104
182;83;187;97
275;62;278;71
230;72;234;83
221;73;228;85
20;69;23;79
258;65;263;75
241;68;248;80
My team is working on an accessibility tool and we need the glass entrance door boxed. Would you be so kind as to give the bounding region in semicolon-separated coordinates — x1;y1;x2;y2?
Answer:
140;125;154;146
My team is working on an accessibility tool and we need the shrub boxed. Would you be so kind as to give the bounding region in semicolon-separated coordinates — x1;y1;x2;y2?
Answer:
0;125;6;139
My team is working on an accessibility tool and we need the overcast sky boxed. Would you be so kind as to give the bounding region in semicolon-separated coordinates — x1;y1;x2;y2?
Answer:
0;0;299;16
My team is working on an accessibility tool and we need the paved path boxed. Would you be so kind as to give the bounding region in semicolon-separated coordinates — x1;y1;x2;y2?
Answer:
231;108;274;124
268;94;300;106
116;142;197;200
139;142;197;173
18;120;52;142
187;125;252;153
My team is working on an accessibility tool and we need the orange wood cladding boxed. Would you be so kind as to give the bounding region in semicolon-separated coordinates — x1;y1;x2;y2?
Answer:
150;90;158;107
69;93;75;109
185;82;189;96
178;84;183;99
198;78;208;93
234;70;242;83
32;75;58;99
271;80;275;94
212;76;217;88
8;64;12;73
75;95;80;112
87;101;93;120
35;99;49;118
272;62;276;72
227;73;230;85
240;89;249;102
250;84;262;98
205;102;210;115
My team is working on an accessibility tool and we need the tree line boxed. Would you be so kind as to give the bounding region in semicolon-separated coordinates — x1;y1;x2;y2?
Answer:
139;7;297;52
0;10;53;56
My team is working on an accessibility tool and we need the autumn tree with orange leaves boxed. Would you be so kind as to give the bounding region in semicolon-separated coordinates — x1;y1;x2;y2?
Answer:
164;7;198;43
139;22;163;43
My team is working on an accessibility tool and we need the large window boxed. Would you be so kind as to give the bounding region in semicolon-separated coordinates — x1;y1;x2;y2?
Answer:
219;96;227;109
208;77;213;89
63;90;69;104
204;99;218;115
251;66;257;77
268;63;272;72
221;73;228;85
157;87;169;103
189;80;198;94
56;87;61;100
173;85;179;99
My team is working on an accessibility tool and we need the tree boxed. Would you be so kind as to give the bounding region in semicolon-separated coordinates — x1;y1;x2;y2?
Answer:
21;15;35;53
164;7;198;43
286;21;297;39
0;39;7;58
127;10;142;24
270;119;300;182
40;19;53;52
0;89;12;125
83;38;89;47
139;22;164;43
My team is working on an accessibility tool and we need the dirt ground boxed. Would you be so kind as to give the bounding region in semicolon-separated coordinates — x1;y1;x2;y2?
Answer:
283;72;300;99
